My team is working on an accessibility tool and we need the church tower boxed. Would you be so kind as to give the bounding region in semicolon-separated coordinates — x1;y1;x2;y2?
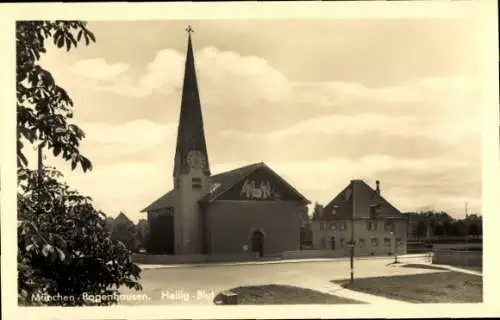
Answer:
173;27;211;254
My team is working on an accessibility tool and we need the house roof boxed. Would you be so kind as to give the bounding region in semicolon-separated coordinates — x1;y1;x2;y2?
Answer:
320;180;404;221
141;162;310;212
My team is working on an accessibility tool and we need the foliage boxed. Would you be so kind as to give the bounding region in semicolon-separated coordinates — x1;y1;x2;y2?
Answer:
18;167;142;306
407;210;482;238
16;20;143;306
415;221;428;238
110;213;138;252
311;202;324;221
17;21;95;172
135;219;149;251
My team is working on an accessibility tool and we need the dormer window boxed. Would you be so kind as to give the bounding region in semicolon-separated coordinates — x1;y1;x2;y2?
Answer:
332;205;339;215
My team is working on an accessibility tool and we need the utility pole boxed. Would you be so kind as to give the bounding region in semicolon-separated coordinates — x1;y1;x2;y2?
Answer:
349;181;355;283
465;202;469;244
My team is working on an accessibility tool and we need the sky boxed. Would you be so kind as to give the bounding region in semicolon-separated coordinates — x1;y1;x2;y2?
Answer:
28;19;486;223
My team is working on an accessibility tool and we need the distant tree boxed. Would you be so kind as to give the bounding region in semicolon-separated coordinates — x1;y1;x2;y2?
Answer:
110;213;137;252
468;223;481;236
452;220;468;237
416;221;427;238
434;222;445;236
311;202;324;221
135;219;149;251
104;217;114;232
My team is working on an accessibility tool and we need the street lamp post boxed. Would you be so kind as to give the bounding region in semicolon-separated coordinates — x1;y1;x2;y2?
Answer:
390;231;398;264
349;214;355;283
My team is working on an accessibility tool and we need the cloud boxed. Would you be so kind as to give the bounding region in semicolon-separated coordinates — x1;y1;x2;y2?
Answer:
263;155;479;216
218;112;481;145
31;41;482;222
68;58;130;80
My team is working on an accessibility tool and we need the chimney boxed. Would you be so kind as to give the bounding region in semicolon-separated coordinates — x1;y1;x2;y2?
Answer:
376;180;380;195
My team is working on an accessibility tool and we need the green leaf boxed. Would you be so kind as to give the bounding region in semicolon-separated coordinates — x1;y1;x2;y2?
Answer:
53;144;62;157
42;244;53;257
56;36;64;48
77;29;83;41
55;247;66;261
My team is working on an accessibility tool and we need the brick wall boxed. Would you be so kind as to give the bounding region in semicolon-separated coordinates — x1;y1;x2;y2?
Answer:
206;201;304;255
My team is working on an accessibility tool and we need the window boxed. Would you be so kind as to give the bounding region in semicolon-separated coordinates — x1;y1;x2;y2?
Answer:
321;237;326;248
396;238;402;247
339;222;346;231
340;238;345;248
330;236;336;250
320;222;325;230
384;238;391;247
328;223;337;231
332;205;339;216
192;178;202;189
358;239;366;248
371;238;379;247
367;220;378;231
369;204;381;219
385;221;394;232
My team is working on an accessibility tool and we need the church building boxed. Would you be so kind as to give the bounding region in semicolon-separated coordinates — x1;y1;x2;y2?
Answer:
141;29;310;257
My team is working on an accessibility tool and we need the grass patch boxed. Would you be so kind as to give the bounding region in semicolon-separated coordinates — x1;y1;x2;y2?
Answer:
333;271;482;303
214;284;364;305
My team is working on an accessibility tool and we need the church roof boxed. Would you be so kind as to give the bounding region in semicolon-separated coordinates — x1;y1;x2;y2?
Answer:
201;162;310;204
141;189;177;213
173;31;210;176
320;180;404;221
141;162;310;212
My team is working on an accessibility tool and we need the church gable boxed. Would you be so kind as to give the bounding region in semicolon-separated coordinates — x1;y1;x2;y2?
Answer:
217;165;308;203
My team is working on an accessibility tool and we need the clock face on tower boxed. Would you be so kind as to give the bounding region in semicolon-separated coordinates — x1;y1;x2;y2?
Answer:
186;150;206;170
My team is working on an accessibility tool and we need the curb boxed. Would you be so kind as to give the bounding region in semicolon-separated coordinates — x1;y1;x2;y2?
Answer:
390;262;483;276
138;254;429;270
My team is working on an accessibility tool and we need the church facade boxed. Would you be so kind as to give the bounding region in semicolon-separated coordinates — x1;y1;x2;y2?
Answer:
142;31;310;256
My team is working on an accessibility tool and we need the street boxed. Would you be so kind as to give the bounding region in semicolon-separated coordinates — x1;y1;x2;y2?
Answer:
118;255;440;305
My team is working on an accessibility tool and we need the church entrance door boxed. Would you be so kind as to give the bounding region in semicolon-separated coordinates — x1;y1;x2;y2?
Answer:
251;230;264;257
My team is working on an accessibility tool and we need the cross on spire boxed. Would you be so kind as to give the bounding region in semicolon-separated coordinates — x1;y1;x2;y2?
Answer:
186;25;194;34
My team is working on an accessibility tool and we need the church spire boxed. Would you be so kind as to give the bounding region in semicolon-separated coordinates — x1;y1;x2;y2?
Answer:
173;26;211;177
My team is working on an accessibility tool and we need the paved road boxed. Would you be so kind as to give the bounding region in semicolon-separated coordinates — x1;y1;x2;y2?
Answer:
117;255;442;305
